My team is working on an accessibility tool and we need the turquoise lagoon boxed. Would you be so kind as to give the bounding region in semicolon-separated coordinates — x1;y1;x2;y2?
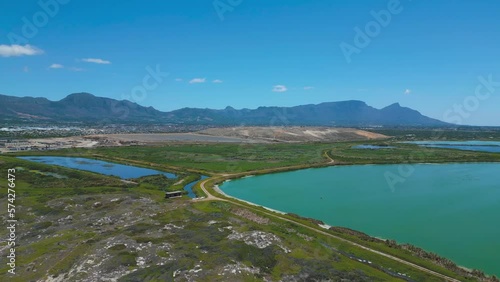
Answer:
220;163;500;276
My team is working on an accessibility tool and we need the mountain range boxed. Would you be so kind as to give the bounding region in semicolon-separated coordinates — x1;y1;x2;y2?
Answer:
0;93;451;127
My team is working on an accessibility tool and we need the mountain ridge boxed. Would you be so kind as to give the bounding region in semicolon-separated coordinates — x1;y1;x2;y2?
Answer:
0;92;451;127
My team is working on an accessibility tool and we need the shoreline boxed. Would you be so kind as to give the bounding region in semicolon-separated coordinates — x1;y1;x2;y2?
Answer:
212;181;496;280
213;184;287;215
215;182;332;230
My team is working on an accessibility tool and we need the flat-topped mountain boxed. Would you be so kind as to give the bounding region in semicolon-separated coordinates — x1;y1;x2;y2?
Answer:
0;93;450;127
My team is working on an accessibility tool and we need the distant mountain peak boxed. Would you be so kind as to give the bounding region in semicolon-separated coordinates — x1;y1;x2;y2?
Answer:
321;100;367;106
384;102;401;108
62;92;96;99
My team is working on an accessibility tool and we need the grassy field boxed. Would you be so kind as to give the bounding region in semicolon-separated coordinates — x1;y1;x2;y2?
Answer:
13;143;333;173
370;127;500;141
12;140;500;174
328;141;500;165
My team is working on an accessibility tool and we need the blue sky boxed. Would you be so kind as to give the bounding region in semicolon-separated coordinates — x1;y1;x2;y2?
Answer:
1;0;499;125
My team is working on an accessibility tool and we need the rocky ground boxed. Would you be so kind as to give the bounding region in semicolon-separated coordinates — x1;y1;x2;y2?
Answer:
0;184;377;281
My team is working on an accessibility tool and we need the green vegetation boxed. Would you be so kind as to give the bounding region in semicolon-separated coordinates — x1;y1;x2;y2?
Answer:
114;251;138;267
14;143;333;173
328;142;500;165
166;173;201;192
371;127;500;141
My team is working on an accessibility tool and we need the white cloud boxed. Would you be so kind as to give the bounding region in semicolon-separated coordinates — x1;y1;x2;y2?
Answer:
404;89;411;95
189;78;206;84
0;44;43;57
272;85;288;92
175;78;183;82
303;86;314;90
81;58;111;64
212;79;223;83
49;63;64;69
48;64;83;71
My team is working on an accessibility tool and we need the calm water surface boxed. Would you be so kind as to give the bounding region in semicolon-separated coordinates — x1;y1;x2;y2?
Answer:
184;176;209;198
19;156;211;198
19;156;177;178
405;140;500;153
220;163;500;276
352;145;395;149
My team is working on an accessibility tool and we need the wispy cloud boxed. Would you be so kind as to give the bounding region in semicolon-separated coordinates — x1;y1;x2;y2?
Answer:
23;66;29;73
81;58;111;64
48;64;83;71
49;63;64;69
189;78;206;84
272;85;288;92
175;78;183;82
303;86;314;90
212;79;223;83
68;67;84;72
404;89;411;95
0;44;43;57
